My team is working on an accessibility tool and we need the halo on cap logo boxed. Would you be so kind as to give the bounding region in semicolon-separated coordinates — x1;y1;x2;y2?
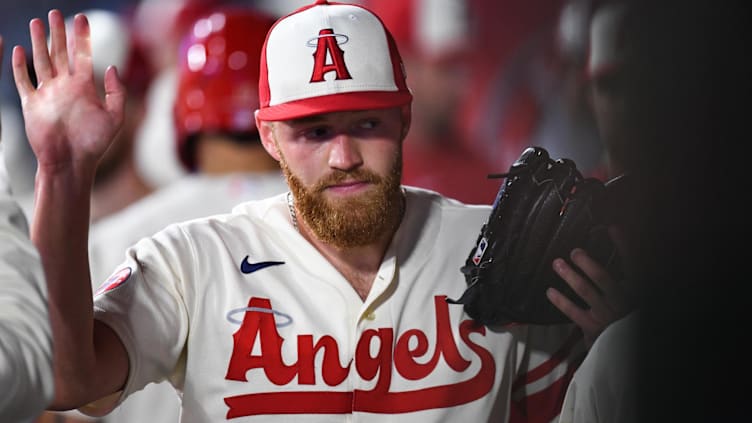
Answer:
306;32;349;48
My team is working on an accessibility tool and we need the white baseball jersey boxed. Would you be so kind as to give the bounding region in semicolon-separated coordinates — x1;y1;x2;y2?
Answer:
0;146;55;422
87;186;585;422
558;312;639;423
89;172;288;285
88;171;288;423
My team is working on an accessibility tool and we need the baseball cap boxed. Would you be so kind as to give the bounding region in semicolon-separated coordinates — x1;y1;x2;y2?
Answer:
257;0;413;121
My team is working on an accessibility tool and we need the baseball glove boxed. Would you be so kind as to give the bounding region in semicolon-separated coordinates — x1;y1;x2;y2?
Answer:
447;146;622;326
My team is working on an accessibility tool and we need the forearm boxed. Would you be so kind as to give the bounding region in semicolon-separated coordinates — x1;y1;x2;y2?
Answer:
32;163;101;408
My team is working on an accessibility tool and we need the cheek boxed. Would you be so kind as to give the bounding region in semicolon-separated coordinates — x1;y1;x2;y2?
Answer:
280;144;327;185
364;141;402;175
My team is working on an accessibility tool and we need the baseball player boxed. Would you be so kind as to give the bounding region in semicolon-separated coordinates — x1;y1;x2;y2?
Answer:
558;3;641;422
13;3;623;422
569;0;748;421
87;7;286;423
0;35;55;422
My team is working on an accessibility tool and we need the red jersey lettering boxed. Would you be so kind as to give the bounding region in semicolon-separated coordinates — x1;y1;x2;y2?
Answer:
224;296;494;417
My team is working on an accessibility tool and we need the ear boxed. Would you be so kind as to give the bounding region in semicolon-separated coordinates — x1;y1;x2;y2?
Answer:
255;110;281;161
400;104;412;141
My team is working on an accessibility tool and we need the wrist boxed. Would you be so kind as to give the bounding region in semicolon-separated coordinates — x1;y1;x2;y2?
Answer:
34;160;97;208
35;159;97;186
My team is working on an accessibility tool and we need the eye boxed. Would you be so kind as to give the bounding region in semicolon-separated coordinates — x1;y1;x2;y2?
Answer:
359;119;378;129
352;118;380;135
300;125;333;141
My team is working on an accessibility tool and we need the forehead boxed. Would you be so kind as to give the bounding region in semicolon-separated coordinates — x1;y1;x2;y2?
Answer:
280;108;402;127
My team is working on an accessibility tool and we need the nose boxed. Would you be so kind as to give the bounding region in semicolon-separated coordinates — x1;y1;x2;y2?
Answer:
328;134;363;171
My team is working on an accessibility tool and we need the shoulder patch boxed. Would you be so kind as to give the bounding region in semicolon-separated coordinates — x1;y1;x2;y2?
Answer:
94;267;132;297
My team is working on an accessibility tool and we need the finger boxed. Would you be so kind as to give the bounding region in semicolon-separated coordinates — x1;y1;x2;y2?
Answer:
569;249;610;293
553;258;603;308
554;258;618;324
546;287;592;329
103;66;126;128
570;248;631;313
71;13;93;78
29;17;53;83
548;284;607;350
12;46;35;102
47;9;69;75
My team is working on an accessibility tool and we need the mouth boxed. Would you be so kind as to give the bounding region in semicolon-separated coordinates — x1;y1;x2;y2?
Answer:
323;180;371;196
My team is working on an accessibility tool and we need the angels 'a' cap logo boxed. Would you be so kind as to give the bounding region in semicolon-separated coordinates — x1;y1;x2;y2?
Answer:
309;28;352;82
257;0;412;121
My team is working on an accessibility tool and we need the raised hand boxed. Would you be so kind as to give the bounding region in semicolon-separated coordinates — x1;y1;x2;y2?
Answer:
11;9;125;174
5;11;131;409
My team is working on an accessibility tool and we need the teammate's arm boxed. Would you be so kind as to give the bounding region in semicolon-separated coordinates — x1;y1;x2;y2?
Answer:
11;10;129;409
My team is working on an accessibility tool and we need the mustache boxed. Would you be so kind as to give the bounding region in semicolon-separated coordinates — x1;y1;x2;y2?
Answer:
312;169;383;193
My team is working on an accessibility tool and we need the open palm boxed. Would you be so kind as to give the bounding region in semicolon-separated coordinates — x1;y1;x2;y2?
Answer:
11;10;125;172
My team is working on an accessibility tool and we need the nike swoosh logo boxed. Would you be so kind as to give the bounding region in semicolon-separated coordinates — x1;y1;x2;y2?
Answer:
240;255;285;274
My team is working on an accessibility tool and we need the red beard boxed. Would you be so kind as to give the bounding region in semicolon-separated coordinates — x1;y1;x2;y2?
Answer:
281;152;404;249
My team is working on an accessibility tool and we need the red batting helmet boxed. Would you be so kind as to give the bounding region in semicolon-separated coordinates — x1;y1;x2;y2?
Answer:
174;7;275;171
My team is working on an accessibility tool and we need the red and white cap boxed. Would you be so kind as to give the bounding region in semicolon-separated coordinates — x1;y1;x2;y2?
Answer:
587;1;629;80
257;0;413;121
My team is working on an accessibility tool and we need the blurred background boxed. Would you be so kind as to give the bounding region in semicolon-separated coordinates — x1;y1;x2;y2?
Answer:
0;0;319;209
1;0;609;210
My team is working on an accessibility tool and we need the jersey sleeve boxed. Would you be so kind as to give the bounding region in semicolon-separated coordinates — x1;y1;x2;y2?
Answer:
85;223;194;415
0;184;55;420
557;312;639;423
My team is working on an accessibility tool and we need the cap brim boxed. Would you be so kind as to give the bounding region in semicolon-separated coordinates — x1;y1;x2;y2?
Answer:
257;91;413;121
